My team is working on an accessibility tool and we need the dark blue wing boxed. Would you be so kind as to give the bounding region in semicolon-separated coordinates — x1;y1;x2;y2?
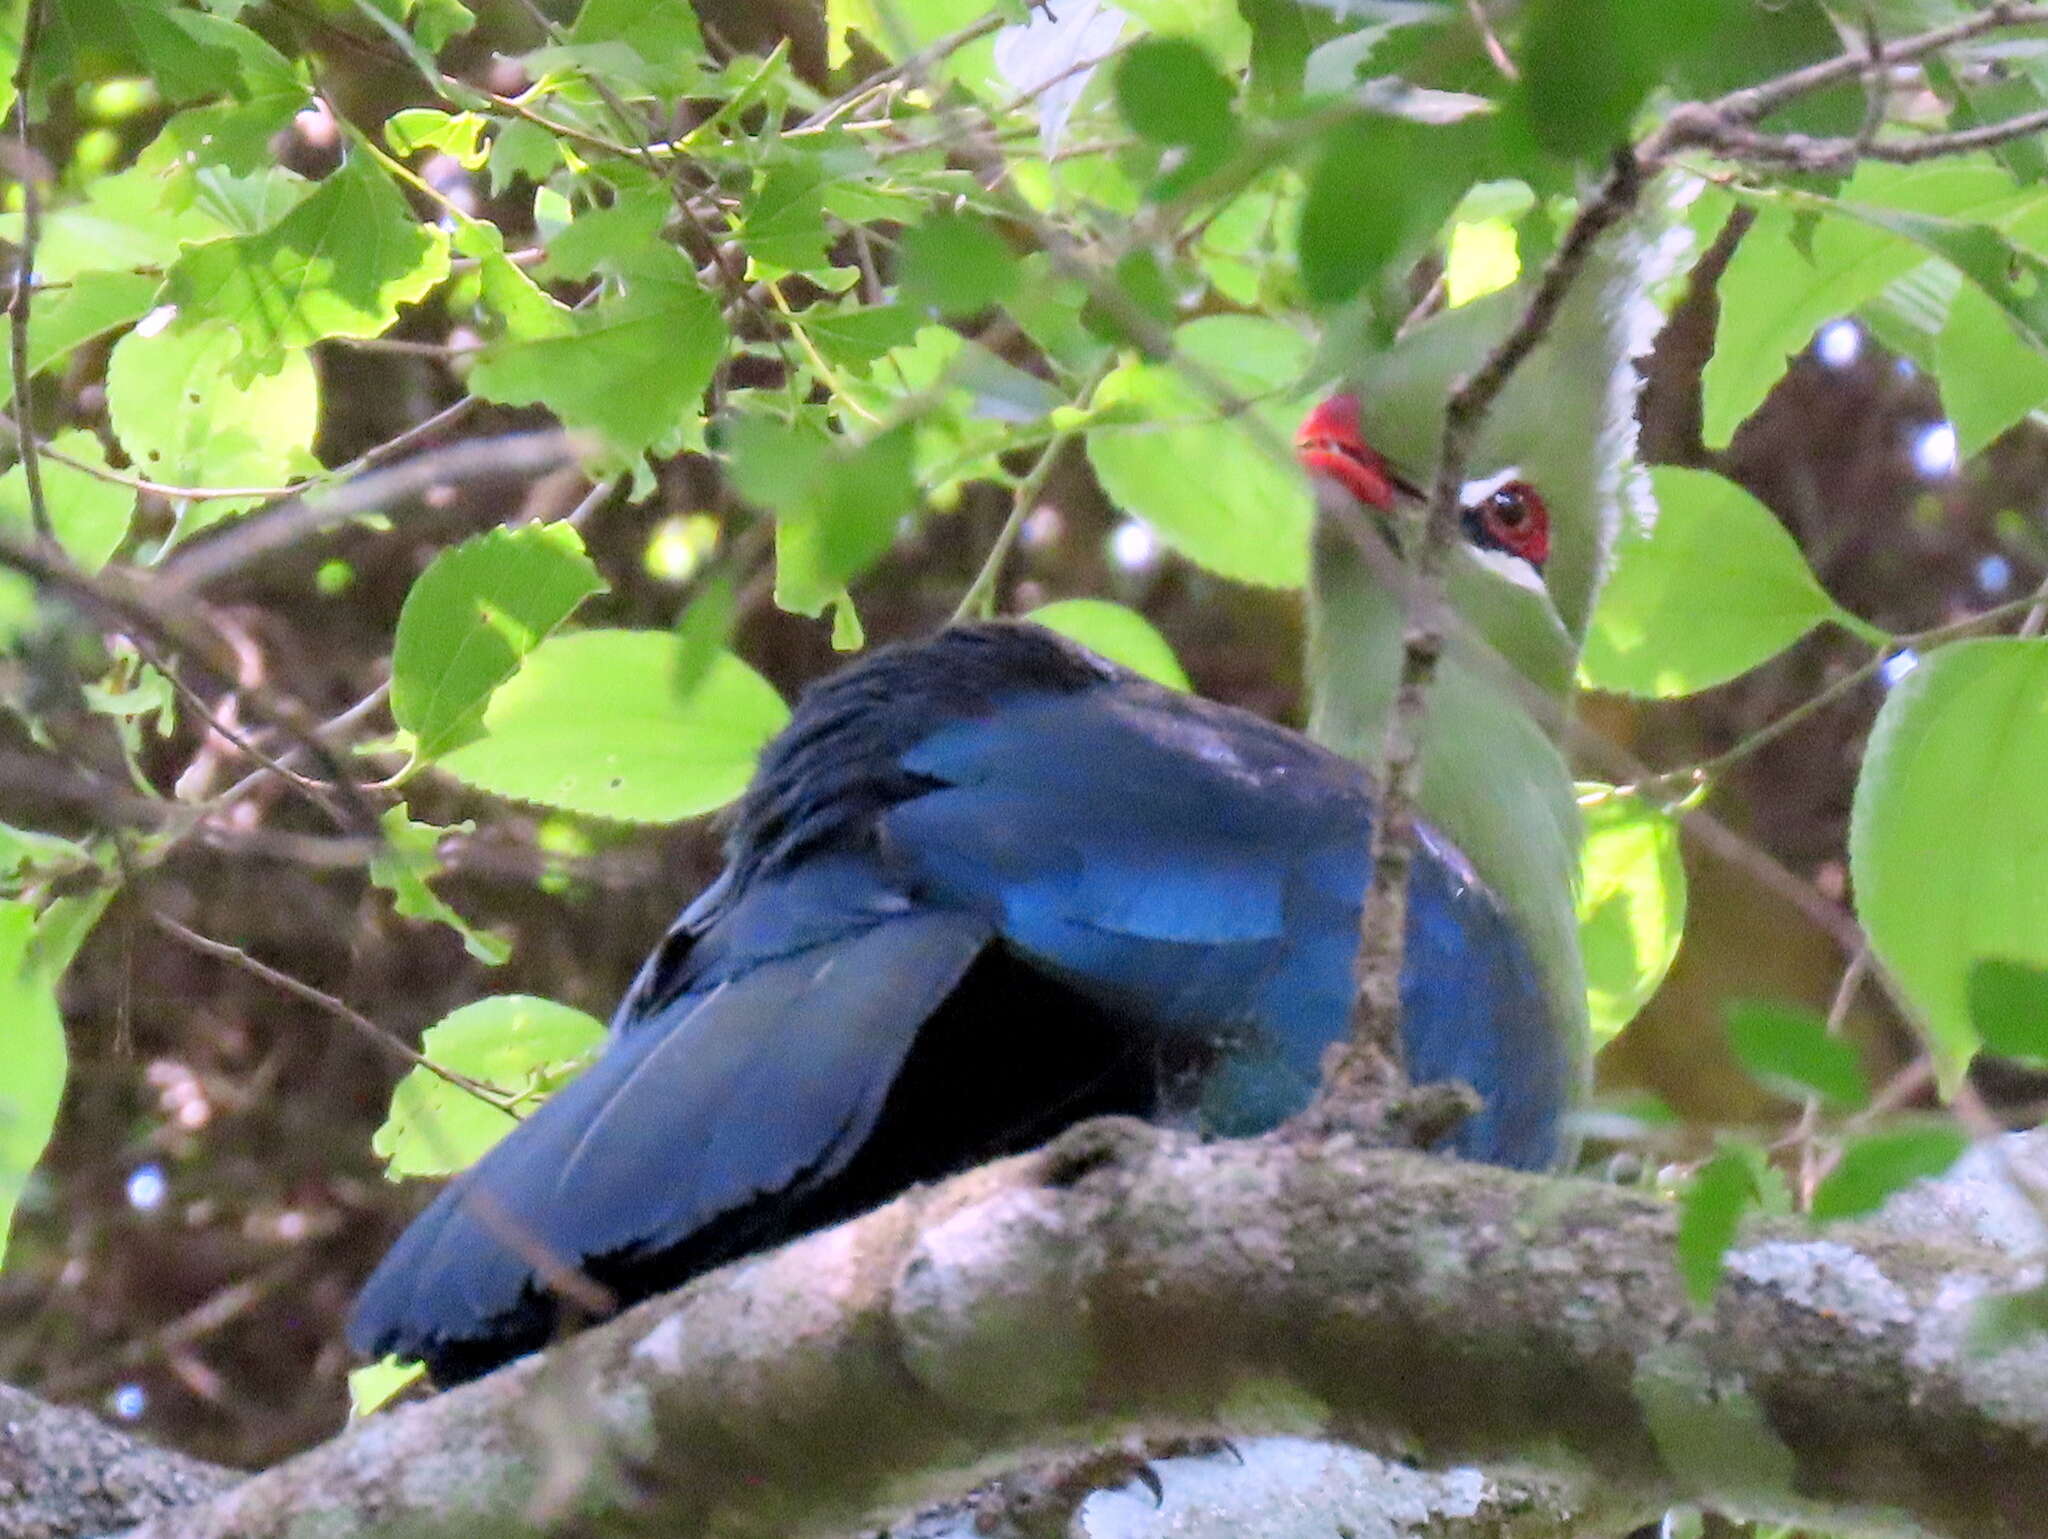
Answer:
879;675;1568;1166
347;860;989;1377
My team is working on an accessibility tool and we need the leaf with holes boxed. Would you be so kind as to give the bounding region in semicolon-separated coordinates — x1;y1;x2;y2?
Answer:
103;324;319;531
436;630;789;822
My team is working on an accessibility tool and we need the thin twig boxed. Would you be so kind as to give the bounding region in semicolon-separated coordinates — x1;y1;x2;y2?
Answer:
1707;1;2048;128
1336;149;1647;1101
1464;0;1518;81
6;0;51;545
953;358;1111;623
153;912;514;1109
0;530;377;826
128;634;348;826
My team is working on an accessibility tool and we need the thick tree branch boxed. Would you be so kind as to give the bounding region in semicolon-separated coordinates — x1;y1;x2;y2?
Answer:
93;1125;2048;1539
0;1383;236;1539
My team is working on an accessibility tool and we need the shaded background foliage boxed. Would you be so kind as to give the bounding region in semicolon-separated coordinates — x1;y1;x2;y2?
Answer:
0;0;2044;1482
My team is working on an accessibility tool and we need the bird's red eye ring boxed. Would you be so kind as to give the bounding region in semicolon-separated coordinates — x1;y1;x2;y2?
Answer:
1474;481;1550;570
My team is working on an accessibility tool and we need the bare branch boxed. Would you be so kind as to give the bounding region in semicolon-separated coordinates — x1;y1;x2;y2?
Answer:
156;430;582;592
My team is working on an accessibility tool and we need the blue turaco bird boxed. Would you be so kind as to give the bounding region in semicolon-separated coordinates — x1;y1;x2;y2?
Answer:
1301;222;1673;1146
352;570;1578;1383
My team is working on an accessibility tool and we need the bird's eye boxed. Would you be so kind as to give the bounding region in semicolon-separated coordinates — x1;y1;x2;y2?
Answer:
1465;479;1550;570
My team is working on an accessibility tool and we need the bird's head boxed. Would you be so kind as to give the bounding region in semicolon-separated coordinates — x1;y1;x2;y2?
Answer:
1295;393;1551;576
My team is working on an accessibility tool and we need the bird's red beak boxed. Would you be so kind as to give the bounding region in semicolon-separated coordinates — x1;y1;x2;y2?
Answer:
1294;394;1420;511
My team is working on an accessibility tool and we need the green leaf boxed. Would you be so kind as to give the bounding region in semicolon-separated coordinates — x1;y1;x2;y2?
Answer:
1702;164;2038;443
801;304;925;370
0;164;232;283
436;630;790;822
0;432;134;571
371;994;605;1178
1850;638;2048;1083
1937;268;2048;458
391;523;605;763
1297;116;1479;308
1677;1149;1757;1307
1086;314;1313;587
0;901;65;1270
1724;1001;1870;1111
1581;466;1853;697
0;271;159;410
1026;599;1190;690
562;0;704;97
468;254;724;457
727;418;918;618
386;108;488;167
1114;36;1238;150
737;164;831;276
1509;0;1670;160
368;808;510;965
1576;786;1686;1049
103;324;318;523
164;154;452;367
898;213;1019;318
1829;197;2048;354
1810;1123;1969;1222
44;0;243;101
151;12;310;175
348;1358;426;1417
1968;957;2048;1064
673;571;737;701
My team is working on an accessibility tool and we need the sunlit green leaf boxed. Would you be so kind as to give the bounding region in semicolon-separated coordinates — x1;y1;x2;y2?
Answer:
391;523;606;763
0;272;159;411
164;154;452;367
1027;599;1190;690
469;253;724;457
368;809;509;965
0;902;64;1270
436;630;790;822
1582;466;1854;697
1937;270;2048;458
349;1357;426;1417
1577;786;1686;1049
103;324;319;527
1851;639;2048;1084
1702;164;2038;443
372;994;605;1178
1086;314;1313;586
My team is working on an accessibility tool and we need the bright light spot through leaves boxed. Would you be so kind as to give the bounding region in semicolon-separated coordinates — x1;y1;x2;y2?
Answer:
1576;785;1686;1049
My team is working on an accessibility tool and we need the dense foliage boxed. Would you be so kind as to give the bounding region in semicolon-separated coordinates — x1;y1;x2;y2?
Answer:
4;0;2048;1505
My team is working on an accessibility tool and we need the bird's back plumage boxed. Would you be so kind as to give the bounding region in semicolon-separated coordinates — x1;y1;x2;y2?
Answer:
350;623;1570;1382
